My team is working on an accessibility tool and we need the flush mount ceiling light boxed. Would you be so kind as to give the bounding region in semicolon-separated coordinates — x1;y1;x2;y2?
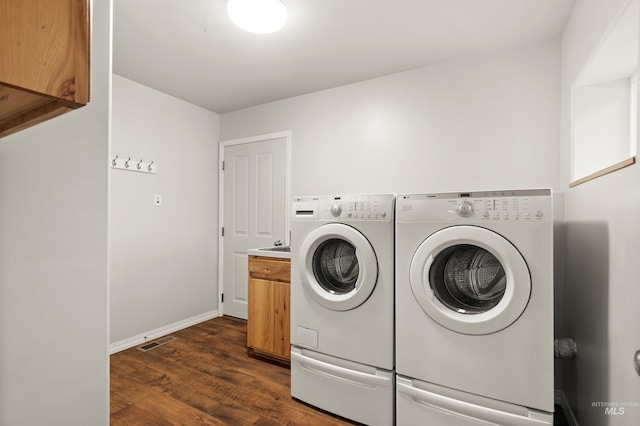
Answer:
227;0;287;34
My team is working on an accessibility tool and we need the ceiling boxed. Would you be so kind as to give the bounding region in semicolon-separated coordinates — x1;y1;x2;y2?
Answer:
113;0;576;114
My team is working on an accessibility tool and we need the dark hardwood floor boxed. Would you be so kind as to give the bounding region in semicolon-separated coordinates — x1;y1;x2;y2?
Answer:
110;316;357;425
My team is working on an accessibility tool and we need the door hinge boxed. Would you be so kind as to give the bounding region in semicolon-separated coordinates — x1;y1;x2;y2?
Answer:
221;227;224;237
221;293;224;303
221;160;225;171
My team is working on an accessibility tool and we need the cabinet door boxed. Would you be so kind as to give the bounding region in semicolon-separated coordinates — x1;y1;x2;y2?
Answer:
247;277;274;352
273;281;290;359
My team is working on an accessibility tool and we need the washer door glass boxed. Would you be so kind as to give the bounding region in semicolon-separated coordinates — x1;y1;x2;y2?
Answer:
410;225;531;335
312;239;359;295
300;223;378;311
430;244;506;314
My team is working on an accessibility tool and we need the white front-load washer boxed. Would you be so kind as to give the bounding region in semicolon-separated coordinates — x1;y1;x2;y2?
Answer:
395;190;554;425
290;194;394;426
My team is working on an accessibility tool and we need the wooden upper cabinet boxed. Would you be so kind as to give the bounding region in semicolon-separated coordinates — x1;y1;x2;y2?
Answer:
0;0;90;138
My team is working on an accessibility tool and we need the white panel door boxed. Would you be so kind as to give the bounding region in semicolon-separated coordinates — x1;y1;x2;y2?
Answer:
222;136;287;319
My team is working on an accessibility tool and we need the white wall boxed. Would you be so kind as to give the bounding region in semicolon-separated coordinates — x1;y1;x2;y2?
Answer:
0;0;110;424
110;75;220;349
561;1;640;425
221;38;561;196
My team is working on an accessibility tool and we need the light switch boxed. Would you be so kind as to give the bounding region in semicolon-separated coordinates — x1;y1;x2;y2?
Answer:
154;194;162;206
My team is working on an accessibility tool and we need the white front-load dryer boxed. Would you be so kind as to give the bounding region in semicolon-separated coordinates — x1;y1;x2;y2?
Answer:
395;190;554;425
290;194;394;426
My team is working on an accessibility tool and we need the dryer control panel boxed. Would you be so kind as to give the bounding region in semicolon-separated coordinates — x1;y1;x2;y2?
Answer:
397;189;552;223
293;194;394;221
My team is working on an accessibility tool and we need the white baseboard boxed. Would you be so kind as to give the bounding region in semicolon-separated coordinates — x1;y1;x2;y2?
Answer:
109;309;220;354
555;390;579;426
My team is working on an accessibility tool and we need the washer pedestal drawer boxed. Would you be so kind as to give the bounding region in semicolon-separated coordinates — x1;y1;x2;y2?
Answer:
291;346;394;426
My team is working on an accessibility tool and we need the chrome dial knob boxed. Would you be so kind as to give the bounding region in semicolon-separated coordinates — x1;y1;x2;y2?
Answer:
456;201;474;217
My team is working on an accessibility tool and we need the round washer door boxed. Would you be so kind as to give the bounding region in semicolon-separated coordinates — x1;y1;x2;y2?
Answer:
410;225;531;335
299;223;378;311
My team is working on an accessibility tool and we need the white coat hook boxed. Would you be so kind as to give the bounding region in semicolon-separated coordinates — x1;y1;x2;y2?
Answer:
110;156;156;174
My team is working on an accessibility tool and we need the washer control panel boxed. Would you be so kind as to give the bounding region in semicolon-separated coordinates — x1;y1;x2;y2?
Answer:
293;194;394;221
397;189;551;223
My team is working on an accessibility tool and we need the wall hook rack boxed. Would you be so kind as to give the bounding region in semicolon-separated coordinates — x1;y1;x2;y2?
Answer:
110;155;157;174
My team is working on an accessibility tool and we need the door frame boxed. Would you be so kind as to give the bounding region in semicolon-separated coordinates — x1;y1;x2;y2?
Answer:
217;130;292;316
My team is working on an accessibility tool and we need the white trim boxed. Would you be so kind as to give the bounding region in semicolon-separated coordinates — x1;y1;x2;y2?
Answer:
218;131;292;316
554;390;579;426
109;309;220;354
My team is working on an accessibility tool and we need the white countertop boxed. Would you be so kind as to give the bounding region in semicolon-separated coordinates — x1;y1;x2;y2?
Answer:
247;246;291;259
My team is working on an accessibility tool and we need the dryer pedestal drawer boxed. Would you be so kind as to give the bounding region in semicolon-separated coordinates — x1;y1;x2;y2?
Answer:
396;375;553;426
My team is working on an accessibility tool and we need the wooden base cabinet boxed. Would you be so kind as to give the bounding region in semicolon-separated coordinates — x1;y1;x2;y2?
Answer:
0;0;90;138
247;255;291;363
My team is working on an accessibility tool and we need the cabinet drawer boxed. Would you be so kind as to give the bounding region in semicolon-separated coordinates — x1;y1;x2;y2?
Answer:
249;256;290;282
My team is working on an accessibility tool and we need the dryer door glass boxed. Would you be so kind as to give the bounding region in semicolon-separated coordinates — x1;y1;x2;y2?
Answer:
429;244;506;314
312;239;358;294
409;225;531;335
